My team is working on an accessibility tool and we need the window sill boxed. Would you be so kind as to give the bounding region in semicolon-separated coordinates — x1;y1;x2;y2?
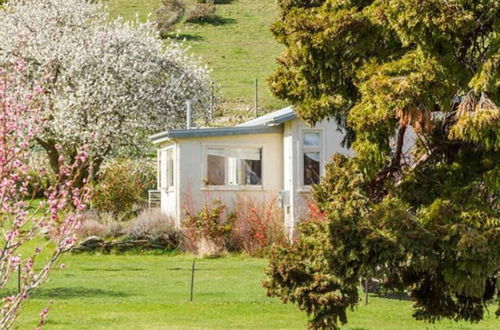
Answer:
298;186;313;193
201;185;265;192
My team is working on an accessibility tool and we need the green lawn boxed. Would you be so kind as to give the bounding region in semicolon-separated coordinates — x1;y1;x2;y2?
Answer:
106;0;286;114
11;254;498;329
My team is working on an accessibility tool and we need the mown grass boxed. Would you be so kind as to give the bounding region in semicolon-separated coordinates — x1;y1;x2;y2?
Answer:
10;253;499;329
105;0;286;114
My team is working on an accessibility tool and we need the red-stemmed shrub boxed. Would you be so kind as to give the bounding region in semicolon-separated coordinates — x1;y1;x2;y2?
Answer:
183;199;234;256
229;195;285;256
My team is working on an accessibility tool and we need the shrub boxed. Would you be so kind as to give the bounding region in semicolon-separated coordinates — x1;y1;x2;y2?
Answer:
229;195;285;256
127;158;157;196
77;219;107;239
126;208;179;250
127;208;177;240
92;159;155;219
185;2;216;23
77;211;124;239
183;199;234;256
156;0;185;35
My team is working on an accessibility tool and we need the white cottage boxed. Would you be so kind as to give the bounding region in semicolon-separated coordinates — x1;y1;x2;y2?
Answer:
150;106;351;237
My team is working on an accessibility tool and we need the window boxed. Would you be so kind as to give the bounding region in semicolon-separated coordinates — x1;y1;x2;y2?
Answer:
166;148;174;188
206;147;262;186
159;147;175;189
302;132;321;186
207;148;225;185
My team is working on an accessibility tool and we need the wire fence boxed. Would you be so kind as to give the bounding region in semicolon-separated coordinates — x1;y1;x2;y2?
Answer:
176;260;411;306
362;278;411;304
209;78;287;117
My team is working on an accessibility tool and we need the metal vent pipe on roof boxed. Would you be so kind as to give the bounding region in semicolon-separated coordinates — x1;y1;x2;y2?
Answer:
186;100;192;129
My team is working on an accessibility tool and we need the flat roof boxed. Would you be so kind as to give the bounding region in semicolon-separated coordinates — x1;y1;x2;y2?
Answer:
150;125;282;144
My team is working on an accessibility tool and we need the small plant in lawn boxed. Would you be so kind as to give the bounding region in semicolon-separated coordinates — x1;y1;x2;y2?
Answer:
185;1;216;23
156;0;186;35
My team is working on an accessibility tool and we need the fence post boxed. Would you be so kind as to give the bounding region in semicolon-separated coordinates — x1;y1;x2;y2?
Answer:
18;264;21;293
190;259;196;302
210;81;215;121
254;78;259;118
365;277;369;305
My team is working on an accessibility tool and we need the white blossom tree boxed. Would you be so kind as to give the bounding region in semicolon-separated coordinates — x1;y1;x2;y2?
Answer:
0;0;211;179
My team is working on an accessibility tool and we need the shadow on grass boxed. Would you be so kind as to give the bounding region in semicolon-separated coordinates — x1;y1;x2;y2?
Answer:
188;16;236;26
161;33;204;42
81;267;145;272
374;291;412;301
32;287;129;299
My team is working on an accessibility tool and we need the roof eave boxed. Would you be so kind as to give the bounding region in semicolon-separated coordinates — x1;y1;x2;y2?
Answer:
272;112;297;125
150;125;282;144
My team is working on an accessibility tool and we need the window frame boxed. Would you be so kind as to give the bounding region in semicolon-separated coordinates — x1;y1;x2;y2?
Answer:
202;144;265;191
159;145;175;192
300;129;323;188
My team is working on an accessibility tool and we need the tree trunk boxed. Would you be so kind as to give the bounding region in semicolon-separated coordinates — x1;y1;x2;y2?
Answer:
35;139;104;188
35;138;61;176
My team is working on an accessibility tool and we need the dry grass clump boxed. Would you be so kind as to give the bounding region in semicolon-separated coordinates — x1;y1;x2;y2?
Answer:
185;2;216;23
126;208;177;240
77;211;124;239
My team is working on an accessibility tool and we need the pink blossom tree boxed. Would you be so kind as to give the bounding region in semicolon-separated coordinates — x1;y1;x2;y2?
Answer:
0;61;91;328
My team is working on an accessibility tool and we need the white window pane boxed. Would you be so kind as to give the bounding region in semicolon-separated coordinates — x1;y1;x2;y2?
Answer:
227;147;262;185
227;156;239;185
304;132;320;146
207;148;225;185
166;149;174;188
160;150;167;188
304;152;320;185
157;150;161;189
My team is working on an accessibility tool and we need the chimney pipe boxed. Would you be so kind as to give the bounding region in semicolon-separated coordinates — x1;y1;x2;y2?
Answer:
186;100;192;129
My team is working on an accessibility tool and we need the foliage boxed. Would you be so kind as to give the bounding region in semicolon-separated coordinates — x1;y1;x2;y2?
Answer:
0;0;211;179
183;199;234;255
185;2;217;23
23;152;57;199
230;195;285;256
0;61;90;328
266;0;500;328
112;158;157;197
156;0;186;35
91;160;150;219
126;208;178;243
76;211;123;239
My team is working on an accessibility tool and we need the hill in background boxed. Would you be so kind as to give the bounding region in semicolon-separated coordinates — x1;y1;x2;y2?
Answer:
106;0;286;123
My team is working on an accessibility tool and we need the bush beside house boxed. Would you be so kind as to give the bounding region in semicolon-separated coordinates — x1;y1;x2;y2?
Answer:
75;192;284;256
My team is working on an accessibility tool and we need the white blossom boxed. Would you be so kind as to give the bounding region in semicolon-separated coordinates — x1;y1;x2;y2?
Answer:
0;0;211;167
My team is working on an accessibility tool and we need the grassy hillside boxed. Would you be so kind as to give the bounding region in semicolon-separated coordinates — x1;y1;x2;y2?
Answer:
106;0;286;118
